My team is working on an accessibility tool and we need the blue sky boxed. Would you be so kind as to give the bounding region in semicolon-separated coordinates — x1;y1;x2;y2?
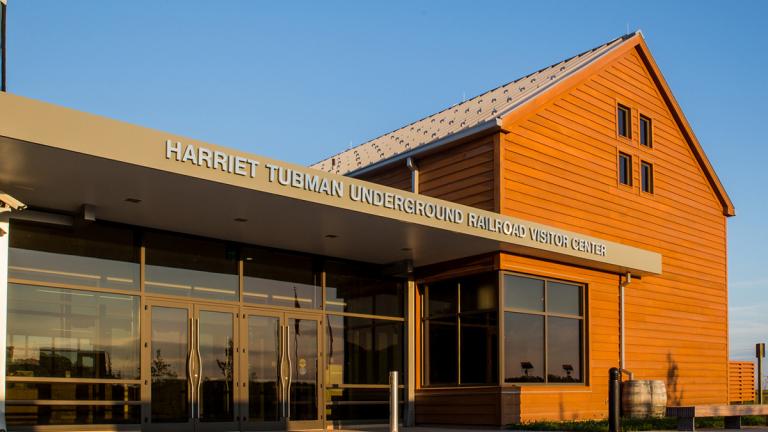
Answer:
6;1;767;358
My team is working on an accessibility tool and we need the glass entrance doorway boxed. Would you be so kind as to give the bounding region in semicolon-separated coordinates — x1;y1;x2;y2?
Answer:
144;301;322;431
242;310;322;431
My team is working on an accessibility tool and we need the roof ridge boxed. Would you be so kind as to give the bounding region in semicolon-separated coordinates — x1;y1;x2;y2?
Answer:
313;32;637;173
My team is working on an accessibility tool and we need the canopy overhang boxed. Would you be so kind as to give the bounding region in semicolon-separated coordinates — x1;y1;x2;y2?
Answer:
0;93;662;275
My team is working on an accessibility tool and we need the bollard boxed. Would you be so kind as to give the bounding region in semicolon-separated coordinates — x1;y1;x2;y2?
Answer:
609;367;621;432
390;371;399;432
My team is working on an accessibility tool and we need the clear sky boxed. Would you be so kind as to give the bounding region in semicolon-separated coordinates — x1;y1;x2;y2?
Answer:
6;1;767;359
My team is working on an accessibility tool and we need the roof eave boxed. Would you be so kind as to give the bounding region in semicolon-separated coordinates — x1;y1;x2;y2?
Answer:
345;117;503;178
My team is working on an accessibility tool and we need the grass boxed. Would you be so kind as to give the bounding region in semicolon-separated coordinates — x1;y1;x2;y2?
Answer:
506;416;768;431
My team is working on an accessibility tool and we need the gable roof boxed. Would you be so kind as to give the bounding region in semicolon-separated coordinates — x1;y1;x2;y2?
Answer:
312;32;735;217
312;34;634;175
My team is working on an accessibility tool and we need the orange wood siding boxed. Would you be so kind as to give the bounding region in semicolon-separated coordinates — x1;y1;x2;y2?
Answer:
500;45;728;413
729;361;756;403
417;136;497;211
357;164;412;191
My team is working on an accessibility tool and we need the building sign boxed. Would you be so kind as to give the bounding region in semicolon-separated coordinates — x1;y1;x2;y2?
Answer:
166;140;608;257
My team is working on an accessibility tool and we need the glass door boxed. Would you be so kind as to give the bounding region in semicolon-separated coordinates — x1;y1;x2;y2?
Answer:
242;310;323;431
144;301;239;432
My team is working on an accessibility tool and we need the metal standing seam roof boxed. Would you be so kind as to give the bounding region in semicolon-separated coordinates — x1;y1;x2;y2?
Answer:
311;33;637;175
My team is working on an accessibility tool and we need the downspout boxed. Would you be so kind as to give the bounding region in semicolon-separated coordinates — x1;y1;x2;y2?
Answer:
620;272;634;380
407;157;419;194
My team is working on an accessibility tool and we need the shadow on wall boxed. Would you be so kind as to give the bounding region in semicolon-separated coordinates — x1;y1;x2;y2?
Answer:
667;352;684;405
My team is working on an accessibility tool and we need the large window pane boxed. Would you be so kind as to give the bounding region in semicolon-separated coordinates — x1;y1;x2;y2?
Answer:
460;312;498;384
547;282;582;316
243;248;320;309
460;274;497;313
325;261;404;317
7;382;140;401
151;307;189;423
145;232;238;301
427;280;457;317
7;284;140;380
426;318;457;385
504;275;544;311
325;388;404;423
326;315;403;386
547;317;583;383
6;404;140;426
9;222;139;290
504;312;544;383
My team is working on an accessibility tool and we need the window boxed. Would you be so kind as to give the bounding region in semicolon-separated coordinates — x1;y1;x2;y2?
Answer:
422;273;498;386
618;152;632;186
325;260;405;317
503;274;585;384
617;104;631;138
9;221;140;291
641;161;654;193
6;284;141;426
243;247;321;309
640;115;652;147
144;231;239;301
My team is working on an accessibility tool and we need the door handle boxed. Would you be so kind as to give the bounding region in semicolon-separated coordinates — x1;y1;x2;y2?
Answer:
187;317;195;421
195;317;202;420
278;323;285;419
286;323;292;420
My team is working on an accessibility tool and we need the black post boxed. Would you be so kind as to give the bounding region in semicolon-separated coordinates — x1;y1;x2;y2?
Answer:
1;0;6;92
609;367;621;432
757;343;765;404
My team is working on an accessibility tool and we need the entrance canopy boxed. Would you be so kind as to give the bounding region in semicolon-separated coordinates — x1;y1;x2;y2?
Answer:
0;93;661;275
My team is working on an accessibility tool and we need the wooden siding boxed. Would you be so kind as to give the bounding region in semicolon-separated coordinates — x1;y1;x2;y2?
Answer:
500;44;728;417
418;136;496;211
355;135;497;212
729;361;755;403
357;163;412;191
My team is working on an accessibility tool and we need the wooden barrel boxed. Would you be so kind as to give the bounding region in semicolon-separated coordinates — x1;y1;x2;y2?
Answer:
621;380;667;419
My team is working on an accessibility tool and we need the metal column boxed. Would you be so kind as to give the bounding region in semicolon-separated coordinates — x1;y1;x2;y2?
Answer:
0;212;10;431
405;277;416;426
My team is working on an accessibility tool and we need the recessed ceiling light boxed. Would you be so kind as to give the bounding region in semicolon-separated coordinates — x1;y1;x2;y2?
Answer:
234;218;248;223
245;257;254;261
125;198;142;204
401;247;412;252
324;234;338;239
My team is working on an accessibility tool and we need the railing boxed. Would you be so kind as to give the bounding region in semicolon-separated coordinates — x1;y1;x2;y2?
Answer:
729;360;756;403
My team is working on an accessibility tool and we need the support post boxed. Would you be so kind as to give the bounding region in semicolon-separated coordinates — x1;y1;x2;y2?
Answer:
609;367;621;432
390;371;399;432
0;212;9;432
405;276;416;426
757;343;765;404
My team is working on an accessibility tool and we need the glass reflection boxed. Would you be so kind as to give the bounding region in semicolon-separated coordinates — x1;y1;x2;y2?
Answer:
144;232;238;301
244;248;320;309
150;307;189;423
325;261;404;317
504;275;544;311
547;282;583;316
288;318;317;421
199;311;234;422
6;404;140;426
7;382;140;401
247;315;281;422
547;317;583;382
326;315;403;386
504;312;545;382
8;222;140;290
460;312;498;384
6;284;140;379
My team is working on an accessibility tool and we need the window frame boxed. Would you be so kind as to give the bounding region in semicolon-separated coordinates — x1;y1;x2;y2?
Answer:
500;271;587;387
639;114;653;148
419;273;499;388
641;160;654;194
618;152;633;187
617;104;632;139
